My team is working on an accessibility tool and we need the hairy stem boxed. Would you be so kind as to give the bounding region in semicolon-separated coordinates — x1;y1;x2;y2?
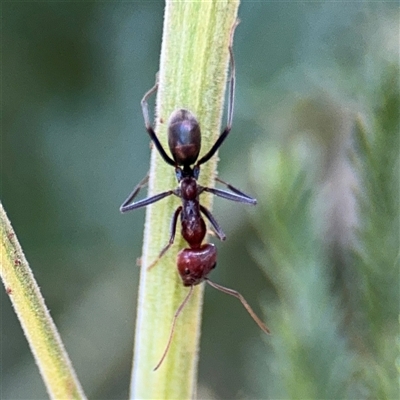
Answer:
130;1;240;398
0;203;86;399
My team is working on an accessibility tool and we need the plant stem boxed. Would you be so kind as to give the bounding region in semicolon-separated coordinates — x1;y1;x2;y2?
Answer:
130;1;240;398
0;202;86;399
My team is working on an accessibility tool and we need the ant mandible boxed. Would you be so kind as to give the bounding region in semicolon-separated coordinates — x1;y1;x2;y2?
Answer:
120;21;269;370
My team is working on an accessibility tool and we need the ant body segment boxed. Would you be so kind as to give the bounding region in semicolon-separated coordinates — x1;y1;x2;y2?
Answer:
120;22;269;370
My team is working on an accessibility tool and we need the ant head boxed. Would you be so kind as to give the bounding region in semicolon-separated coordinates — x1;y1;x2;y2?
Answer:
177;244;217;286
168;109;201;167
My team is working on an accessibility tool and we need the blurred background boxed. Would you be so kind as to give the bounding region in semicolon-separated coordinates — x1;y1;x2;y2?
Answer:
1;1;398;399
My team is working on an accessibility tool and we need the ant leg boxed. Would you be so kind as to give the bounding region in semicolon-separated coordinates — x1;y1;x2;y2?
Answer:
196;21;239;166
154;285;194;371
200;205;226;241
147;206;182;270
141;75;176;167
205;278;270;334
215;177;256;201
120;190;175;212
206;229;218;238
225;21;239;133
120;186;175;213
120;173;149;211
202;186;256;205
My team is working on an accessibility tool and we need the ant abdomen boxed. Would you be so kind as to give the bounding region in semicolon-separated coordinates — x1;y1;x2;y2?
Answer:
168;109;201;166
177;244;217;287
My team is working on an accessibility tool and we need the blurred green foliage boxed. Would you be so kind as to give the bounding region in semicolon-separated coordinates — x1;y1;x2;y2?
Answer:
1;2;398;399
249;63;399;398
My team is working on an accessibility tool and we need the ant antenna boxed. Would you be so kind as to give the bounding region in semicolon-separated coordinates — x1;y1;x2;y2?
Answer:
205;278;270;334
154;285;194;371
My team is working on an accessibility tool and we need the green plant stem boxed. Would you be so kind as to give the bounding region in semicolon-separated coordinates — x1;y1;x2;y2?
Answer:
0;202;86;399
130;1;240;398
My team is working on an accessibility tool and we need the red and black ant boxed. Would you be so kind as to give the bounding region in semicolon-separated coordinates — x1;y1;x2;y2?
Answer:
120;22;269;370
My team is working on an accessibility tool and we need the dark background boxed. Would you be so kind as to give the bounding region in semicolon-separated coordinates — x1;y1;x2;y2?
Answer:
1;2;398;399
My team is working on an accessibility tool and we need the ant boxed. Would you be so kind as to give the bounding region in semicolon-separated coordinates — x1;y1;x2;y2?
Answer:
120;21;269;370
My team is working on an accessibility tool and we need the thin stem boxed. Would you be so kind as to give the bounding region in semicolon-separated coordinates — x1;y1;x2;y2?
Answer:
130;1;240;398
0;203;86;400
